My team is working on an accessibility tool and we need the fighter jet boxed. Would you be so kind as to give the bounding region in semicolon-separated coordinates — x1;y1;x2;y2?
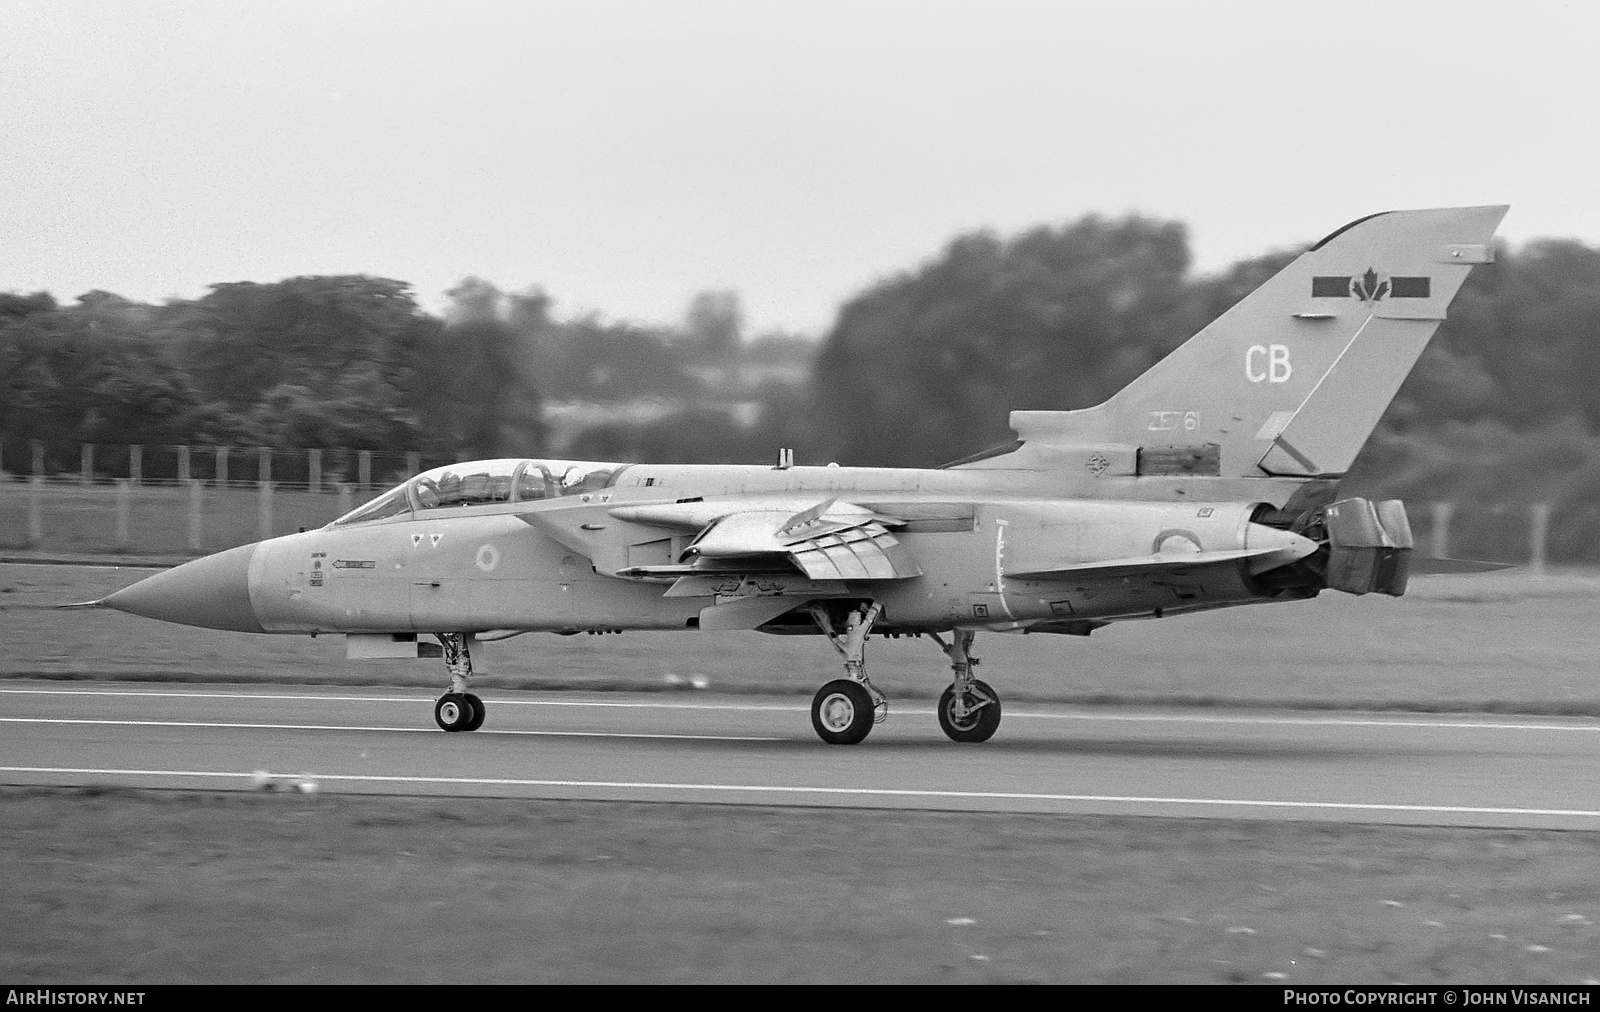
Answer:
97;205;1508;744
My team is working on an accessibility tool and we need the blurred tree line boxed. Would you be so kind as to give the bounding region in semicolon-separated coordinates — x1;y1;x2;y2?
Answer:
0;275;813;471
6;215;1600;538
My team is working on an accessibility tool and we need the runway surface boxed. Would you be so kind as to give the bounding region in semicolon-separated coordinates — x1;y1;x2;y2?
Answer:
3;680;1600;829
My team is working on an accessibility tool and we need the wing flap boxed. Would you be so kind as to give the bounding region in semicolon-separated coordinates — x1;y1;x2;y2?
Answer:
787;522;921;580
644;498;924;582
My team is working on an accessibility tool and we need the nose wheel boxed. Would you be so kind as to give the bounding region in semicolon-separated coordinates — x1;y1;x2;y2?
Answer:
461;693;485;731
434;692;484;732
433;633;486;732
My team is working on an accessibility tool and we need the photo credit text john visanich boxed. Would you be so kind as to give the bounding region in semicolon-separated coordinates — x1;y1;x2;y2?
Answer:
1284;990;1592;1006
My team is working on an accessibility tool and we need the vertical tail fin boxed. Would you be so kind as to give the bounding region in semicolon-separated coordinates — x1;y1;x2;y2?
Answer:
1001;206;1507;479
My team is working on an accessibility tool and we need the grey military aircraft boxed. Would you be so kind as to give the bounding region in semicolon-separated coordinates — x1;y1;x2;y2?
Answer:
97;205;1508;744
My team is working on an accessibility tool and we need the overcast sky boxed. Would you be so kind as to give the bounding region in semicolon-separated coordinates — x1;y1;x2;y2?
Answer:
3;1;1594;336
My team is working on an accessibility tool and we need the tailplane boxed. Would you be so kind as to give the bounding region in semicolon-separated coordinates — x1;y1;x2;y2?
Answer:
968;206;1508;479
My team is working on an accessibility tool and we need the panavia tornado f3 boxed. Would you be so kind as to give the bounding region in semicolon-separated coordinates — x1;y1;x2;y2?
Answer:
98;206;1508;744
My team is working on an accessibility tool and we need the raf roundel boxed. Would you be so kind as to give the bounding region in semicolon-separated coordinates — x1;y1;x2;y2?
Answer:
475;544;500;572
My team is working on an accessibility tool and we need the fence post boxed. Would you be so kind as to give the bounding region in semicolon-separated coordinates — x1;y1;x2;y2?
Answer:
257;447;271;486
258;480;274;541
177;445;190;483
81;444;94;485
1529;502;1551;578
27;475;43;546
31;440;43;476
337;482;353;518
406;451;420;477
1430;502;1453;560
129;445;142;485
308;449;322;493
215;446;228;488
188;479;204;553
358;451;372;491
114;479;131;551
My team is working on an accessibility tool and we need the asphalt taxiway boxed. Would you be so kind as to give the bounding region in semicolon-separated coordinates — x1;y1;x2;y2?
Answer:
3;680;1599;829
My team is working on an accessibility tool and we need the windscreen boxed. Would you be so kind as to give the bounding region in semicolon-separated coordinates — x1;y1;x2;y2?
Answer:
333;485;413;525
334;458;629;525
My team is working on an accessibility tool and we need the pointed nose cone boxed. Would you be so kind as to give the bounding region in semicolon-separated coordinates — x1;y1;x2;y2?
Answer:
102;543;264;632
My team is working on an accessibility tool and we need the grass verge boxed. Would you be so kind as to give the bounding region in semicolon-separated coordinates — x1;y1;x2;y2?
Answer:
2;787;1597;984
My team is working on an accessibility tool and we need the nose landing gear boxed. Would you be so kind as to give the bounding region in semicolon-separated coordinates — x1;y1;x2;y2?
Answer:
434;692;484;732
433;633;486;732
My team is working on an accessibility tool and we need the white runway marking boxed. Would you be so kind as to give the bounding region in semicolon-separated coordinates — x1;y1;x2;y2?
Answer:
4;765;1600;820
0;561;165;571
0;717;779;742
0;688;800;711
5;687;1599;733
1008;712;1600;733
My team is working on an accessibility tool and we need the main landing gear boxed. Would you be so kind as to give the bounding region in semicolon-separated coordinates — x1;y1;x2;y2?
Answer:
927;630;1001;743
805;604;1003;746
433;632;485;732
809;603;887;745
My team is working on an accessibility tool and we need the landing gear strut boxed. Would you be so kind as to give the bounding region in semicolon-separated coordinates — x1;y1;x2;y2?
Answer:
434;632;485;732
809;602;886;745
928;630;1001;743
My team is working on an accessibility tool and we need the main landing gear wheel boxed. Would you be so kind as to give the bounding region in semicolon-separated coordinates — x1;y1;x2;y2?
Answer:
811;679;875;745
809;602;888;744
938;679;1001;743
435;693;474;732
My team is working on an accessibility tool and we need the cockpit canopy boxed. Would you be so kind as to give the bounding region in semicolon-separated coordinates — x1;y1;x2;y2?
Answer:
333;458;627;526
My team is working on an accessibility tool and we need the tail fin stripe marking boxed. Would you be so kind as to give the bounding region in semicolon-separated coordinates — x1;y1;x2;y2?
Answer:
1312;274;1432;300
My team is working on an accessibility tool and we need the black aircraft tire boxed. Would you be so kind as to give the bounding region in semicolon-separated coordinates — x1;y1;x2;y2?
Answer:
434;693;472;732
462;693;486;732
810;679;875;745
938;679;1002;743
